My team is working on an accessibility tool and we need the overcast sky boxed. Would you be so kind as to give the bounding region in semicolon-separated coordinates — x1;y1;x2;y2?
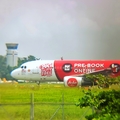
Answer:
0;0;120;60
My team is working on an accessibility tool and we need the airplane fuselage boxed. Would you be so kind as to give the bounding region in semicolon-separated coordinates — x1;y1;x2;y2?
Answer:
11;60;120;87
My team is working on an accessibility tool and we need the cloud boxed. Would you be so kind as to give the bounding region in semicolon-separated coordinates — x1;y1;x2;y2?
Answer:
0;0;120;59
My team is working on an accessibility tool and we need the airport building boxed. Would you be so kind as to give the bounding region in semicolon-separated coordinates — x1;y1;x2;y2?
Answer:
6;43;18;67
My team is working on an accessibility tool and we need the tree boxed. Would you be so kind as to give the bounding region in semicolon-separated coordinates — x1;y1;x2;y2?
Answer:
28;55;36;61
76;89;120;120
18;57;28;66
85;74;111;88
0;55;6;78
18;55;36;66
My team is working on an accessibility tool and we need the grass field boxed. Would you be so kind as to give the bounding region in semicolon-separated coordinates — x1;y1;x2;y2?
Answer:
0;83;119;120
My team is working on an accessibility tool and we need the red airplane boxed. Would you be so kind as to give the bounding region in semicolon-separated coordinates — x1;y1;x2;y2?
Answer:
11;59;120;87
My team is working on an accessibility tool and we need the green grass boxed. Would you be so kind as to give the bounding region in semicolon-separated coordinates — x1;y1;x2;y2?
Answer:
0;83;84;104
0;83;119;120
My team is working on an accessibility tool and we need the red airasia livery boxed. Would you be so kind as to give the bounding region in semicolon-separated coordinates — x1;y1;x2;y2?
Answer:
11;59;120;87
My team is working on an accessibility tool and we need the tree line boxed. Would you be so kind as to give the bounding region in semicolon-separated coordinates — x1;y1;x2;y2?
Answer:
76;74;120;119
0;55;36;80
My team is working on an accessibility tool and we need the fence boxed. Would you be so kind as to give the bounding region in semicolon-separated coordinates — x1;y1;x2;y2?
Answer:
0;93;92;120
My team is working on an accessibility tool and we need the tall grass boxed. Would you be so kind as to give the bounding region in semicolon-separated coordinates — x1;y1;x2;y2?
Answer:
0;83;85;104
0;83;119;120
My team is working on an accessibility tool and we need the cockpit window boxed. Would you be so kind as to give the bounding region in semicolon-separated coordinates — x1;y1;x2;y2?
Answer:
21;66;27;69
21;66;24;68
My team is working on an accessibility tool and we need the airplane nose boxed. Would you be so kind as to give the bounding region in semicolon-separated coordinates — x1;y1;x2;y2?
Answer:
11;70;15;78
11;69;18;79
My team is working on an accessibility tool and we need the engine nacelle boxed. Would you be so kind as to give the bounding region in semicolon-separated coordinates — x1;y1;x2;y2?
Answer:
64;76;96;87
64;76;83;87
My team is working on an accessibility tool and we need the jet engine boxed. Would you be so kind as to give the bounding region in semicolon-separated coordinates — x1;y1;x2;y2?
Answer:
64;76;83;87
64;76;96;87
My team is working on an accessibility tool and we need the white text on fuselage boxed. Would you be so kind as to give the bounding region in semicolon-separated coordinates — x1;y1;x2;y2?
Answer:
74;63;104;73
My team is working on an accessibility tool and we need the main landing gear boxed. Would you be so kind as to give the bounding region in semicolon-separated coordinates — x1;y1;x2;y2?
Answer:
36;81;40;85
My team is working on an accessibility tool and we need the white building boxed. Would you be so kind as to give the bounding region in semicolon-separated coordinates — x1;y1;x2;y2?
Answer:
6;43;18;67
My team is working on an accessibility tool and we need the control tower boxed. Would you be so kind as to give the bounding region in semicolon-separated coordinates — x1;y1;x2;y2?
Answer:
6;43;18;67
